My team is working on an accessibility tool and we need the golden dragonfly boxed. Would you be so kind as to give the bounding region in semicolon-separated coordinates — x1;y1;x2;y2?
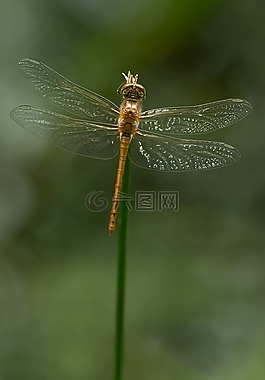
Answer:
10;59;252;234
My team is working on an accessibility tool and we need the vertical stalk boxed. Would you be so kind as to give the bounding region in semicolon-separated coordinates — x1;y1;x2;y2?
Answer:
113;157;131;380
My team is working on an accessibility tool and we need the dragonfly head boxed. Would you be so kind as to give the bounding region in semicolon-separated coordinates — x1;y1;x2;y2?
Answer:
117;71;146;100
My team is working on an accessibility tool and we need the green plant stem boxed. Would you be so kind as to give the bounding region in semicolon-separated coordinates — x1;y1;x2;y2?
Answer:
113;157;131;380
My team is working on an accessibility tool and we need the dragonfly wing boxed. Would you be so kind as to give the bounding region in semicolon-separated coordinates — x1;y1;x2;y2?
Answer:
18;58;120;123
10;105;120;159
140;98;252;135
129;131;240;171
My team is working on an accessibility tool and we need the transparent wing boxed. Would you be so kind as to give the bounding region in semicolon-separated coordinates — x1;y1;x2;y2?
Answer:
140;99;252;135
129;131;240;171
18;58;120;123
10;105;120;159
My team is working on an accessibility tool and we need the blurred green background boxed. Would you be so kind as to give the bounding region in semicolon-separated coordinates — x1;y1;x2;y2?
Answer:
1;0;265;379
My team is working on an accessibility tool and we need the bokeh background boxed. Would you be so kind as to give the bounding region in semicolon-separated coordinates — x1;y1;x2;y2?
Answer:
0;0;264;379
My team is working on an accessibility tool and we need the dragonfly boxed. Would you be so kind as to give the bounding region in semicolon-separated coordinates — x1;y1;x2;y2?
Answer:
10;59;252;234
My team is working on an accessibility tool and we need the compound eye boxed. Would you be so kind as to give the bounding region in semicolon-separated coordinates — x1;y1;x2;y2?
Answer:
123;89;130;98
139;90;146;99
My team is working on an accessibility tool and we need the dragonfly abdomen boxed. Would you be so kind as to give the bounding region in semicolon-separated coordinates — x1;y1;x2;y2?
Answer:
108;134;131;234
